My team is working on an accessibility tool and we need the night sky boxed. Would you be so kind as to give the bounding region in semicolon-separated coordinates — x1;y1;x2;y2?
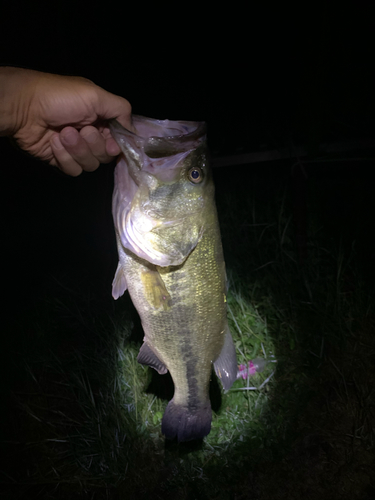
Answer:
1;4;374;151
1;5;375;316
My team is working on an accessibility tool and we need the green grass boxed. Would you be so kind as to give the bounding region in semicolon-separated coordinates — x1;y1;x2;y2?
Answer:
118;283;276;447
2;167;375;499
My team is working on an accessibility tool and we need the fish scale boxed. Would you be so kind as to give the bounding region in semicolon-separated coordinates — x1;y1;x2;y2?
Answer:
110;116;238;441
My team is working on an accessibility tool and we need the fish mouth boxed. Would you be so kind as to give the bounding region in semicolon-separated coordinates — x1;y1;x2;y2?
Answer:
109;117;206;181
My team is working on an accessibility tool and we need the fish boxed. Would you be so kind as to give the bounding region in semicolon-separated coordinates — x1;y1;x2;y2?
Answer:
109;115;238;442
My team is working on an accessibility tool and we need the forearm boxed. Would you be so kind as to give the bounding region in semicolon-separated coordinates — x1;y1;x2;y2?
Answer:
0;67;39;137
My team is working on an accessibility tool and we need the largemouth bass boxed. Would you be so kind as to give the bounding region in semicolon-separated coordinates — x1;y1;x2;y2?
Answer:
110;116;237;442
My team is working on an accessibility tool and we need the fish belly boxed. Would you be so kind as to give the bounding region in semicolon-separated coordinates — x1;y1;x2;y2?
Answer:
124;226;227;441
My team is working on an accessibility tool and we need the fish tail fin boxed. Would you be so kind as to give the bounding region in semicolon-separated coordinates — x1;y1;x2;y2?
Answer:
161;400;212;442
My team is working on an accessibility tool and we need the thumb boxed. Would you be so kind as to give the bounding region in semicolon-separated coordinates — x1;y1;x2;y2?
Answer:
95;87;132;130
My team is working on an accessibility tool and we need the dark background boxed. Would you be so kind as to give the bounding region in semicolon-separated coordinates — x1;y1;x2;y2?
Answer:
1;2;375;298
1;4;374;150
1;3;375;498
0;0;375;455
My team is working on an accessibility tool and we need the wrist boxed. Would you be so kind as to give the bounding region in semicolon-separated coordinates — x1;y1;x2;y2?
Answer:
0;67;39;137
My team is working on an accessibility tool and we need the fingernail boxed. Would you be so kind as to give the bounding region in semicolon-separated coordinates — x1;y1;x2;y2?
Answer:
61;130;78;146
51;134;63;150
82;132;97;144
106;138;120;156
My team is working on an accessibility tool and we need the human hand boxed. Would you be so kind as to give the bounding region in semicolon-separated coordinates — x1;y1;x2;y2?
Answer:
0;67;132;176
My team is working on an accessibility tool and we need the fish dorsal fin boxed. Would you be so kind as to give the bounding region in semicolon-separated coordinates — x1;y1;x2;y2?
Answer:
213;325;238;390
137;343;168;375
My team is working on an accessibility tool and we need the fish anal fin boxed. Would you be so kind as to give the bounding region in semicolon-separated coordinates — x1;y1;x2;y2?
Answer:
213;325;238;390
137;343;168;375
141;268;172;310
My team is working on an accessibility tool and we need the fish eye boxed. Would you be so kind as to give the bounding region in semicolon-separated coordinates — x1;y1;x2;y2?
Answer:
188;167;203;184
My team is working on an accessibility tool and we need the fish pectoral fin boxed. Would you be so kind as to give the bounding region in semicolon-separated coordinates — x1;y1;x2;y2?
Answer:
137;343;168;375
213;325;238;391
112;262;128;300
141;268;172;310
